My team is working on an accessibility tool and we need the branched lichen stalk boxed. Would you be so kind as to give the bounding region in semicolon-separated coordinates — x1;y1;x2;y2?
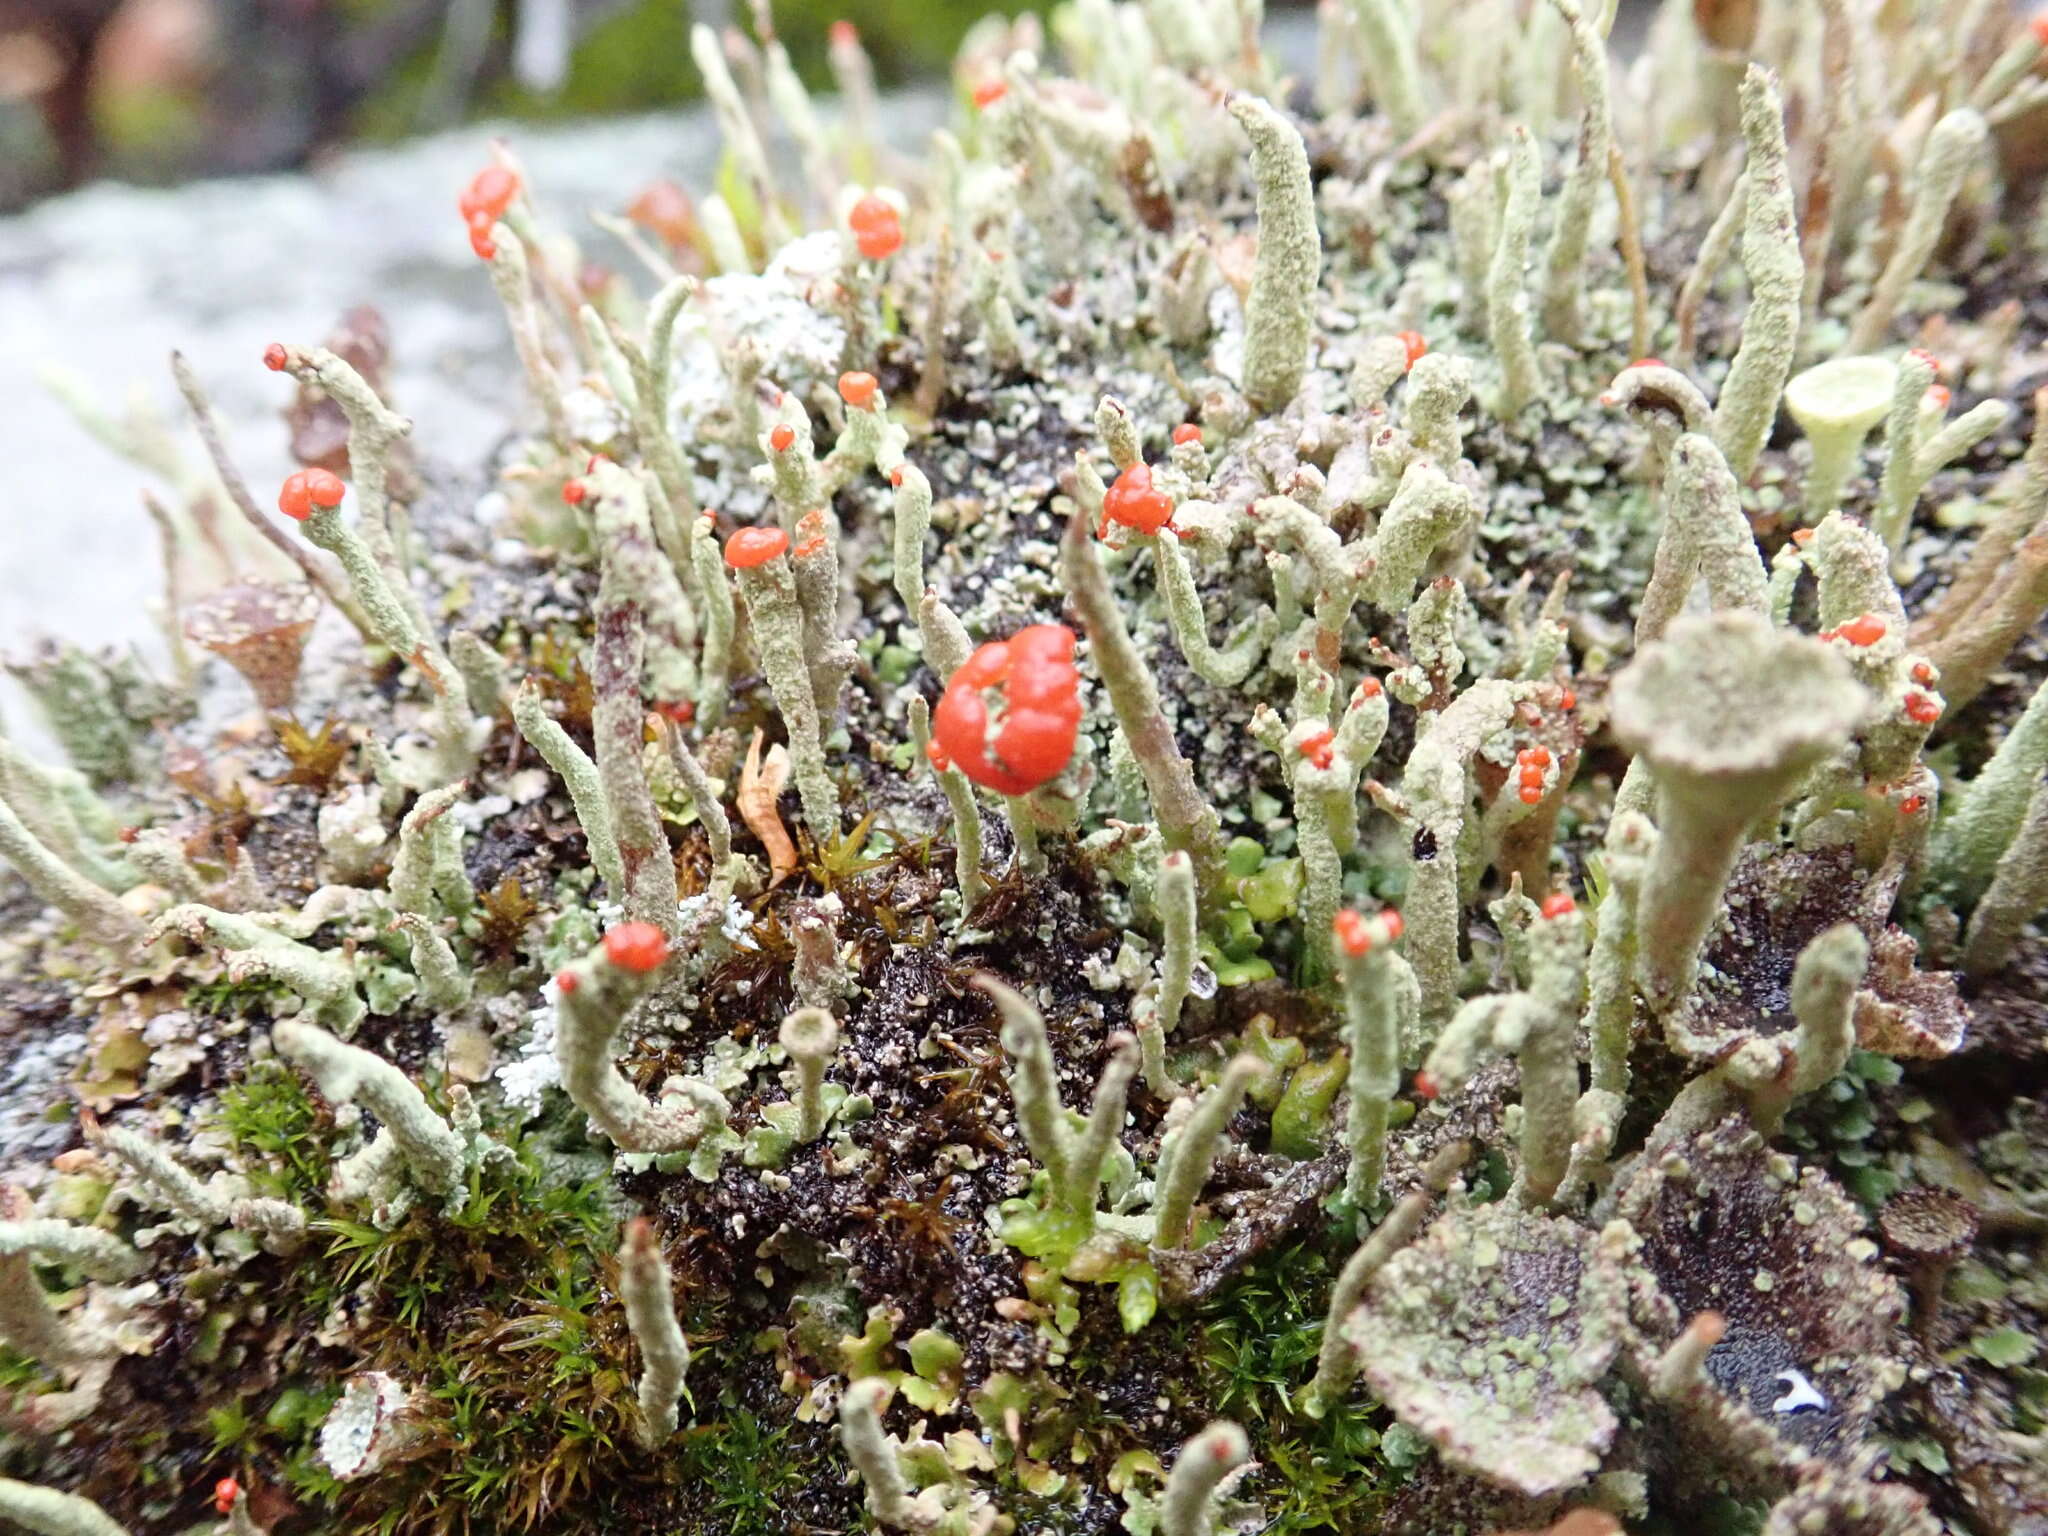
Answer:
1159;1420;1249;1536
619;1218;690;1449
1227;95;1322;412
1843;109;1989;357
980;977;1138;1230
0;1242;91;1370
553;937;705;1154
272;1020;467;1201
388;782;469;918
0;792;142;950
1538;0;1613;346
1153;529;1275;687
733;550;840;837
0;1479;130;1536
1487;127;1543;417
838;1379;918;1529
909;697;986;910
1059;505;1224;891
0;1218;143;1281
1152;1055;1266;1250
1343;0;1425;137
1336;914;1416;1208
169;350;372;638
1711;67;1801;480
594;591;681;935
992;978;1078;1191
389;912;472;1010
1298;1140;1468;1419
1635;432;1770;646
512;680;625;898
1398;679;1524;1023
1961;786;2048;976
148;904;365;1035
87;1117;305;1251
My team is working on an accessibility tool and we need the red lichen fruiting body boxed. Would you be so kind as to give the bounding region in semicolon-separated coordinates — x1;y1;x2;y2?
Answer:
602;921;669;973
725;526;791;569
459;165;520;222
1298;729;1336;771
277;472;313;521
303;469;346;509
1099;463;1174;537
931;624;1081;796
848;194;903;261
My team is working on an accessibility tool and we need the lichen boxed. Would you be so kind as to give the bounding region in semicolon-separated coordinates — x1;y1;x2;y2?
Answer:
3;2;2047;1532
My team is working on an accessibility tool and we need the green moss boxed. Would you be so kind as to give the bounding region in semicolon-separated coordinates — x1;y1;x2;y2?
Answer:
219;1058;331;1204
1173;1239;1405;1533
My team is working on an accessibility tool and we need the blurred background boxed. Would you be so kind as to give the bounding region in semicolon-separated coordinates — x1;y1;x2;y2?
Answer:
0;0;1041;211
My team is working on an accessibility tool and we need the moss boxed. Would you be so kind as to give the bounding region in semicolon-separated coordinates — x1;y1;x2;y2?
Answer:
1169;1238;1406;1533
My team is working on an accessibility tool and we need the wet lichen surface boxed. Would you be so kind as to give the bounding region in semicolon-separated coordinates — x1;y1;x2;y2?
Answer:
4;4;2048;1536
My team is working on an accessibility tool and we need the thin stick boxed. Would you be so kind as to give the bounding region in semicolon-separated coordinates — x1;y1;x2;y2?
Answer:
169;352;373;640
1608;141;1651;362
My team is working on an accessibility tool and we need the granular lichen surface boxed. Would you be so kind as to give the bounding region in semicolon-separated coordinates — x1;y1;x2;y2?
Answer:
1;5;2046;1536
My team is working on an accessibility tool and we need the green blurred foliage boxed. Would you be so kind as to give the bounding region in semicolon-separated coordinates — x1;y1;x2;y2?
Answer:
358;0;1038;139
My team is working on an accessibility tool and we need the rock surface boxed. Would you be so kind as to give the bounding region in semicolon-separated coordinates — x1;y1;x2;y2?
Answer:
0;94;939;738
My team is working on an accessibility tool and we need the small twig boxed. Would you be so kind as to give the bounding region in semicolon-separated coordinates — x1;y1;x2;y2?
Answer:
169;351;374;640
1607;141;1650;363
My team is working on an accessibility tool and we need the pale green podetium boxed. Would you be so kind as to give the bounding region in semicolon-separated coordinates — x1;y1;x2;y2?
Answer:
730;539;841;837
1782;355;1898;524
1609;612;1869;1015
1227;94;1322;412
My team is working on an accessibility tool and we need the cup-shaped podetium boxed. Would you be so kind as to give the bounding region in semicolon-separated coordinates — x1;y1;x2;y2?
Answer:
778;1006;840;1142
931;624;1082;796
1783;355;1898;523
1610;611;1870;1013
182;581;322;711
